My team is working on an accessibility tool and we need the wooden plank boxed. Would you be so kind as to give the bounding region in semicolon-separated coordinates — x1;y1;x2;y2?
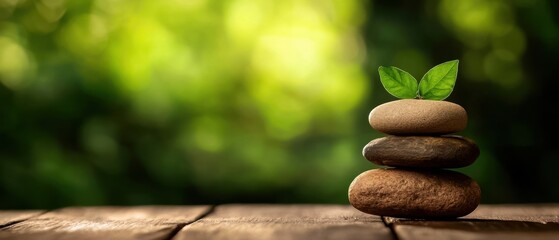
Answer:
386;204;559;240
37;206;213;224
0;205;211;240
465;204;559;223
175;204;392;240
0;211;43;228
394;224;559;240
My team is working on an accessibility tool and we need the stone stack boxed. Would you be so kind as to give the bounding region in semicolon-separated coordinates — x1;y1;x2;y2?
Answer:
348;99;481;219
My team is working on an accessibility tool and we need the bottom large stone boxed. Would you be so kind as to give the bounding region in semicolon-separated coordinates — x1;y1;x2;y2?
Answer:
348;168;480;219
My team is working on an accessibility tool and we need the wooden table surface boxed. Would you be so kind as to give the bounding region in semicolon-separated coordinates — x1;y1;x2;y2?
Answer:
1;204;558;240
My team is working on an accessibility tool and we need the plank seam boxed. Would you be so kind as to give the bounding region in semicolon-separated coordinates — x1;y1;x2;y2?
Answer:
0;210;49;230
164;205;216;240
381;216;400;240
0;219;26;230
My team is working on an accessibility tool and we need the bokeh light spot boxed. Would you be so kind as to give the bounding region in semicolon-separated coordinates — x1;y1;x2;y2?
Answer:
0;36;33;90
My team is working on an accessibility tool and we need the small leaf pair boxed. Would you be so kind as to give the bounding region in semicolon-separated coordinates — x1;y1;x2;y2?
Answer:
378;60;459;100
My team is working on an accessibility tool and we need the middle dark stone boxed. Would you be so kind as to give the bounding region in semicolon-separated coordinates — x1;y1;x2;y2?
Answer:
363;135;479;168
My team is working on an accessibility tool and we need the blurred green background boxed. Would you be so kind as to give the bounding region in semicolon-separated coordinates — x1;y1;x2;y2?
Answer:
1;0;558;209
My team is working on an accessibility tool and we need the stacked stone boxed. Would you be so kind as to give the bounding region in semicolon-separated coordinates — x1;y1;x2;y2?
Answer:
348;99;481;219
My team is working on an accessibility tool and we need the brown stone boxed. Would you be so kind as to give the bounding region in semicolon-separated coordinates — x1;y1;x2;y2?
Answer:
362;135;479;168
368;99;468;135
348;168;481;219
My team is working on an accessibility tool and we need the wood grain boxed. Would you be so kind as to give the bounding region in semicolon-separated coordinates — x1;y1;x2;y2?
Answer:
387;204;559;240
0;205;210;240
175;204;392;240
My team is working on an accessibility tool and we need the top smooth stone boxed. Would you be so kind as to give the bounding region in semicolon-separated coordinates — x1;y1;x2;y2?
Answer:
369;99;467;135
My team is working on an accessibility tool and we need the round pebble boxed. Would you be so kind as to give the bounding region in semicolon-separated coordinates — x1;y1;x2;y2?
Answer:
362;135;479;168
368;99;467;135
348;168;481;219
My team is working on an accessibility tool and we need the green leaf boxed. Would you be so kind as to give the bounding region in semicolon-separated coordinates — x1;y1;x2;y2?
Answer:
418;60;459;100
378;66;418;99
